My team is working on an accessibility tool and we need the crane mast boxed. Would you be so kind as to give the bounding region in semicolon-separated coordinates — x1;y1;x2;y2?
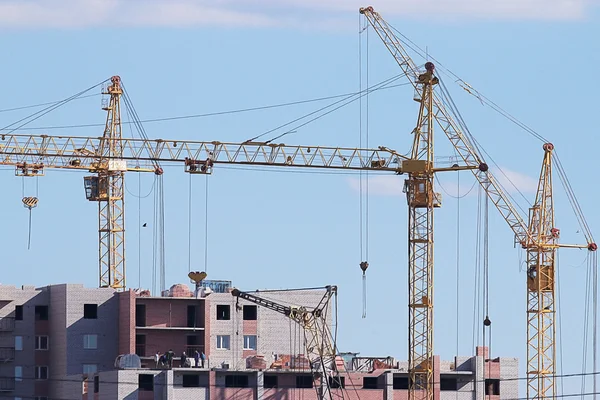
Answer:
360;6;596;400
231;286;341;400
96;76;126;289
405;63;437;400
526;143;556;399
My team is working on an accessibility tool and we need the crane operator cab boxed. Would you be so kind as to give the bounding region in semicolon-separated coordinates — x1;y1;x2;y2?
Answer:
84;176;109;201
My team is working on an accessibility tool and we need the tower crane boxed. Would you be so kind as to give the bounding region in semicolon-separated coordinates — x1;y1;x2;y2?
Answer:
359;6;596;400
0;77;408;291
231;286;342;400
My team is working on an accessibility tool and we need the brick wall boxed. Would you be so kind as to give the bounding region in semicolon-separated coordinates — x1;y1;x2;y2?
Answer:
137;298;205;329
208;289;330;369
118;291;135;355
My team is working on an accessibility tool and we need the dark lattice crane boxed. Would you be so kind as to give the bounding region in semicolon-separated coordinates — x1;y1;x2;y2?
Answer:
231;286;342;400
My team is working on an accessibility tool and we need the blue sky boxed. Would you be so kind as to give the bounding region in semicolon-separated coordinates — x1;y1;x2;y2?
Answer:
1;0;599;396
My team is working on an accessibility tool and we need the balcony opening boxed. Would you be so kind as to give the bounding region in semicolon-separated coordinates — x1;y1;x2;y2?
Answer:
441;377;458;391
187;305;197;328
138;374;154;391
15;306;23;321
136;304;146;327
35;306;48;321
485;379;500;395
135;335;146;357
243;305;257;320
393;377;409;390
182;374;200;388
363;377;378;389
296;375;313;389
264;375;278;388
84;304;98;319
225;374;249;388
217;305;230;320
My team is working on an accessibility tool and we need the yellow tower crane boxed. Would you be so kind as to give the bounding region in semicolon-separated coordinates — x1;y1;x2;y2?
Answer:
0;78;409;291
359;6;596;400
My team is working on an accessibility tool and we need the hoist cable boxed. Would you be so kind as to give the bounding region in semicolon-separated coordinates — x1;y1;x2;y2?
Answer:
188;174;193;273
0;79;108;134
456;170;461;360
204;175;209;273
249;73;408;144
0;81;410;132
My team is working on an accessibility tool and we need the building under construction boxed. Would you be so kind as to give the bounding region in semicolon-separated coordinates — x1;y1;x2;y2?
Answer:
0;5;596;400
0;280;518;400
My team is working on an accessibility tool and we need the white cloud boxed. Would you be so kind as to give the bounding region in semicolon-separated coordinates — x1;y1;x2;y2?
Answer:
347;175;404;197
495;167;538;195
347;167;537;198
0;0;592;29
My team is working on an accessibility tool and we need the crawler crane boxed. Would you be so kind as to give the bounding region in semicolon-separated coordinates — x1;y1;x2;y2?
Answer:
231;286;343;400
360;6;596;400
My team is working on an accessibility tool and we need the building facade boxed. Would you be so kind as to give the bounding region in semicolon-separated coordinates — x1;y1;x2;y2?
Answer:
0;281;518;400
83;346;518;400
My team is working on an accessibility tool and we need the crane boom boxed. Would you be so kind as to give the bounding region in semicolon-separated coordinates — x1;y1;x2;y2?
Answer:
359;6;530;247
231;287;341;400
360;7;596;400
0;134;406;174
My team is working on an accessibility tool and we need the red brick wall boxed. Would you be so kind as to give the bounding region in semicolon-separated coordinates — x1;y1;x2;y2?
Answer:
484;360;501;379
118;291;135;355
264;389;319;400
137;299;205;328
476;346;489;358
35;320;49;335
243;320;257;335
138;330;204;358
139;391;154;400
212;387;255;400
340;373;385;400
393;390;410;400
204;298;210;357
433;355;440;400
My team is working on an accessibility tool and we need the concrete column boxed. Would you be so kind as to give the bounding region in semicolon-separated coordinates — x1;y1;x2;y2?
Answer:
256;371;264;400
384;371;394;400
474;356;485;400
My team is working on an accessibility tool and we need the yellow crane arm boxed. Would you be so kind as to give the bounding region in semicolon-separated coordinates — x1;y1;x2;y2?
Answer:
360;6;530;246
0;133;406;174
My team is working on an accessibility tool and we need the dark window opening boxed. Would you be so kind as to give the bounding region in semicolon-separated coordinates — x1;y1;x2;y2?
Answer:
264;375;278;388
15;305;23;321
243;305;257;320
217;305;230;320
296;375;313;389
84;304;98;319
187;335;198;345
135;335;146;357
136;304;146;327
139;374;154;391
225;374;249;388
35;366;48;380
35;305;48;321
183;374;201;387
329;376;345;389
441;377;458;391
187;305;197;328
94;376;100;393
485;379;500;395
440;377;458;391
393;377;409;390
363;377;379;389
